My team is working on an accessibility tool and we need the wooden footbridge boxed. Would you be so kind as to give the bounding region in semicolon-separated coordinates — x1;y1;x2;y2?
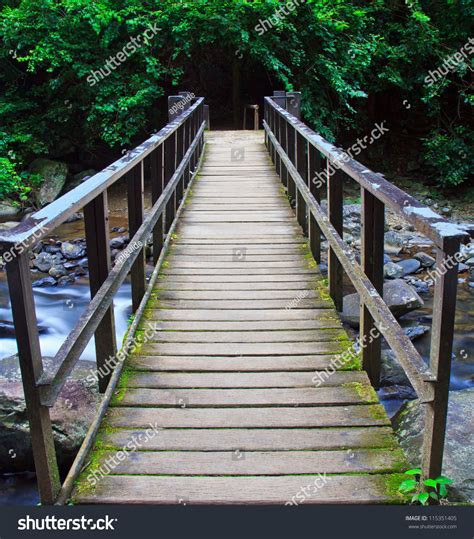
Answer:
0;93;469;505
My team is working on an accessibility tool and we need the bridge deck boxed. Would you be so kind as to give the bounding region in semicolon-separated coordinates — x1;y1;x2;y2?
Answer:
72;131;407;504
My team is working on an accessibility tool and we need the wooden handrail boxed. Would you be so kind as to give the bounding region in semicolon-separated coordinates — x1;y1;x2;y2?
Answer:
264;93;468;485
2;95;206;504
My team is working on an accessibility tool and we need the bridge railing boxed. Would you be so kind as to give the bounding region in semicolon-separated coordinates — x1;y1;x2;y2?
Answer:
0;95;206;504
263;93;470;484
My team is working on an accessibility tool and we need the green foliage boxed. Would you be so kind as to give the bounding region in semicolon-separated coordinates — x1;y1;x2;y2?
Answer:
0;0;472;202
398;468;453;505
423;127;473;187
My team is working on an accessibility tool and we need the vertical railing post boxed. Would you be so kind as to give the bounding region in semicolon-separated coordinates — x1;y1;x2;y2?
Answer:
151;145;164;265
287;125;296;207
327;166;343;311
360;189;385;387
422;243;460;480
5;254;60;504
164;132;177;232
296;133;307;234
127;162;146;312
176;124;185;204
275;110;281;177
280;114;288;188
84;192;117;392
308;144;322;263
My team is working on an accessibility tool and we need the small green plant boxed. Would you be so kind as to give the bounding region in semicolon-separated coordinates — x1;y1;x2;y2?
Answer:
398;468;453;505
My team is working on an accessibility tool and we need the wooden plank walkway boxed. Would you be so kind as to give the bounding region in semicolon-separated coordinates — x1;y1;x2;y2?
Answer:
72;131;407;504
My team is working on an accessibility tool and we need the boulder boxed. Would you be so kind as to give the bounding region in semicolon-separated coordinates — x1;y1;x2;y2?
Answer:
60;241;85;260
32;252;62;273
30;159;68;207
384;262;404;279
0;201;20;219
414;251;435;268
404;325;430;341
397;258;421;276
0;354;98;473
384;230;406;255
0;221;19;232
393;389;474;502
341;279;424;327
381;349;412;387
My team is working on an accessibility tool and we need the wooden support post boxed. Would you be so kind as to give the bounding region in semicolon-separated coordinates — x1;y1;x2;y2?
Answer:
286;91;302;119
164;133;177;233
327;166;344;311
287;125;296;207
84;192;117;392
280;115;288;188
5;254;60;504
275;110;281;177
422;244;460;480
296;133;307;234
127;162;146;312
176;124;185;205
308;145;322;263
151;145;164;265
360;188;385;388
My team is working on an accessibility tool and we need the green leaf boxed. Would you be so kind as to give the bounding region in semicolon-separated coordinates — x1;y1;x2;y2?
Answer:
405;468;422;476
429;492;439;500
435;476;453;485
418;492;429;505
423;479;438;488
399;479;418;493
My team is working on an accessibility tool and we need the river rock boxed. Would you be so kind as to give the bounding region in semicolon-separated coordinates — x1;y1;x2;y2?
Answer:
32;252;62;273
49;265;68;279
458;263;469;273
341;279;424;327
384;231;408;255
460;243;474;261
465;257;474;266
405;277;430;294
0;221;19;232
64;169;96;193
110;236;129;249
398;258;421;276
381;349;412;387
413;251;435;268
60;241;85;260
32;276;57;287
30;159;68;207
384;262;404;279
0;354;98;473
0;201;20;219
404;325;430;340
393;388;474;502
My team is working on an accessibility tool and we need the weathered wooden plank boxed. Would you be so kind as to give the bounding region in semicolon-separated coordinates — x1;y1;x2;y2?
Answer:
143;309;335;321
156;281;316;290
91;449;405;476
139;320;341;331
137;329;346;344
124;371;368;389
158;274;319;282
128;355;341;372
114;386;377;407
164;261;314;269
74;474;404;504
155;289;319;300
150;299;329;309
168;254;306;262
139;342;347;357
161;269;317;276
97;427;399;451
105;405;390;428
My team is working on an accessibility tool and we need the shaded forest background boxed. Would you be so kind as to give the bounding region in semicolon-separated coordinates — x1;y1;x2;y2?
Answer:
0;0;472;206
